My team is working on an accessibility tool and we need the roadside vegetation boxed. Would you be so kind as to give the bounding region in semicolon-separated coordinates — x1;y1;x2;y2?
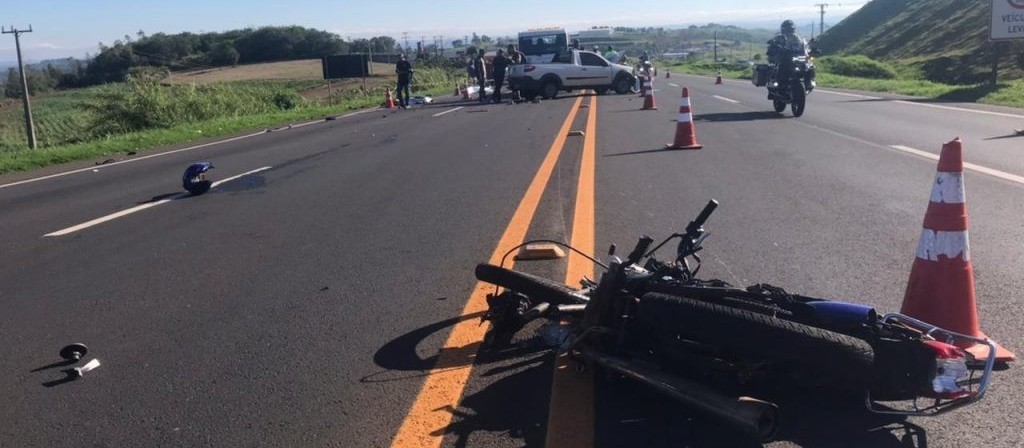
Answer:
660;54;1024;109
0;65;458;174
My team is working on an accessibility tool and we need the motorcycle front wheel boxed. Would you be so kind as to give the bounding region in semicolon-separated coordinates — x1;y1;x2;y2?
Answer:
791;82;806;117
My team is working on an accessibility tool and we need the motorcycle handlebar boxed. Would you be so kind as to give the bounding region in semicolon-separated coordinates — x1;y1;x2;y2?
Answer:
627;236;655;265
686;199;719;236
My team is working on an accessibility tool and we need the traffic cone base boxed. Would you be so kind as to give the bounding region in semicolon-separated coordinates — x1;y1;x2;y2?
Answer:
666;143;703;150
900;138;1014;363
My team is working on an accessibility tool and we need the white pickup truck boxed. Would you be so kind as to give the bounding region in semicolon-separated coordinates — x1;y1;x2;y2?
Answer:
508;49;638;100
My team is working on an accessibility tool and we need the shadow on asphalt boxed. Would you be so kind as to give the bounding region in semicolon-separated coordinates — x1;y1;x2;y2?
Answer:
430;359;552;448
694;111;787;122
984;132;1024;141
604;147;702;157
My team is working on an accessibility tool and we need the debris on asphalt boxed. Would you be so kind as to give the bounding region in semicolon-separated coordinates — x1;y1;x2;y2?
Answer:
95;159;115;166
568;130;585;137
68;358;101;379
183;162;215;196
59;343;88;361
320;286;330;292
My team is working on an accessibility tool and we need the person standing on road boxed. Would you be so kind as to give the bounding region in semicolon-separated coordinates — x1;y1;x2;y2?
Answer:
507;44;527;101
491;49;509;103
474;50;488;103
395;54;413;108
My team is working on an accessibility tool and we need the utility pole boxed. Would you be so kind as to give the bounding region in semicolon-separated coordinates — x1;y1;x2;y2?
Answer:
713;29;718;63
3;25;36;149
402;31;410;53
814;3;829;36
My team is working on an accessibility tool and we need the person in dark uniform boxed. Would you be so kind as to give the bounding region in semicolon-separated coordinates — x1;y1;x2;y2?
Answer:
491;49;509;103
395;54;413;108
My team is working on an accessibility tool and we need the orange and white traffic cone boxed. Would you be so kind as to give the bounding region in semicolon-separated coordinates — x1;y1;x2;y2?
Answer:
384;87;396;109
715;71;723;85
641;75;657;110
666;87;701;149
900;138;1015;362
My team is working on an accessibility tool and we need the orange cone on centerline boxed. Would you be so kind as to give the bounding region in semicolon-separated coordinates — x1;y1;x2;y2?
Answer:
384;87;396;109
641;75;657;110
666;87;702;149
900;138;1015;363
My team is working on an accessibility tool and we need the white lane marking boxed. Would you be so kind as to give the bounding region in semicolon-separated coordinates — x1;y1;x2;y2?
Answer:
816;88;1024;118
1;131;267;190
43;166;272;237
1;107;382;191
890;145;1024;185
432;106;464;117
208;166;272;188
892;100;1024;119
712;95;741;104
668;83;679;87
816;89;881;100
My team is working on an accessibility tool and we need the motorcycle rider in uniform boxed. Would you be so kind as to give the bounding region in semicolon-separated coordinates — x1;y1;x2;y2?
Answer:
766;20;815;95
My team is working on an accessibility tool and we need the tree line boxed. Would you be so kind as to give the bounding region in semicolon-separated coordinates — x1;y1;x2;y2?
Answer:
0;26;399;98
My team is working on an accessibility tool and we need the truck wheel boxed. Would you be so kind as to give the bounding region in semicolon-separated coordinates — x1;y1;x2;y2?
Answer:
541;80;559;99
614;76;633;94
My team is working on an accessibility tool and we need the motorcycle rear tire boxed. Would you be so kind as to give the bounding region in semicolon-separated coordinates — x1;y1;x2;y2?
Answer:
791;82;806;117
475;263;581;305
636;292;874;387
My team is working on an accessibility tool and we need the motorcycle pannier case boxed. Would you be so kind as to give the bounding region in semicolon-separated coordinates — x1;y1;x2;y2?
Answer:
752;64;771;87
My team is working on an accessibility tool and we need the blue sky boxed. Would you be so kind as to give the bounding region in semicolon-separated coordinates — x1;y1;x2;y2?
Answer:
1;0;864;61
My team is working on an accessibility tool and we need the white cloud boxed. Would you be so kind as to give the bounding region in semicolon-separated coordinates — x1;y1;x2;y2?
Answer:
31;43;61;49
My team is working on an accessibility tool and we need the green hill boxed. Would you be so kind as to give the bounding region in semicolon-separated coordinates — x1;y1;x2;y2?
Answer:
816;0;1024;84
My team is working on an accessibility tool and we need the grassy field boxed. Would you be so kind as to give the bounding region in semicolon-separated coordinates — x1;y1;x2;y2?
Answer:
0;60;460;174
659;59;1024;109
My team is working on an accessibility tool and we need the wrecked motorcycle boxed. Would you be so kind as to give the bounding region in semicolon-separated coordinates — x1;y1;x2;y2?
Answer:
475;199;998;443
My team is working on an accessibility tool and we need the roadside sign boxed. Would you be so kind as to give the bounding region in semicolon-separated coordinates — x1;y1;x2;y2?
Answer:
991;0;1024;40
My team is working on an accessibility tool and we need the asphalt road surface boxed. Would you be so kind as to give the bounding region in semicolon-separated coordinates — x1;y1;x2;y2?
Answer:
1;73;1022;448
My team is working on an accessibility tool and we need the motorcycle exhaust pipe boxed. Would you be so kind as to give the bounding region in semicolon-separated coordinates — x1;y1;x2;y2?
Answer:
578;346;778;442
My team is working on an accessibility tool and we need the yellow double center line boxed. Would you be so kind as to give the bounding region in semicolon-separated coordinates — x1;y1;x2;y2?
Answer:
389;94;593;448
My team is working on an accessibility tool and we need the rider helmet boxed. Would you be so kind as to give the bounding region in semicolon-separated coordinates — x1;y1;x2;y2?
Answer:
781;20;795;34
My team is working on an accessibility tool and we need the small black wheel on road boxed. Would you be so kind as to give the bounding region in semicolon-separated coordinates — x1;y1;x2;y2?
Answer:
772;98;786;113
475;264;581;305
791;82;806;117
541;80;559;99
636;292;874;386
